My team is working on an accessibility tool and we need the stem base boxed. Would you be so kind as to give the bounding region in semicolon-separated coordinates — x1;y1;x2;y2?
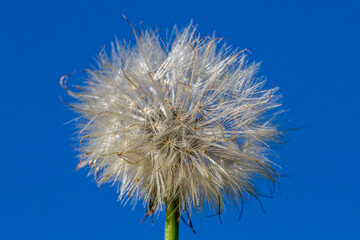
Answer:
165;198;179;240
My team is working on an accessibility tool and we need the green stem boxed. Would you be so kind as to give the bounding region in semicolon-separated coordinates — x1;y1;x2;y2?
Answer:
165;198;180;240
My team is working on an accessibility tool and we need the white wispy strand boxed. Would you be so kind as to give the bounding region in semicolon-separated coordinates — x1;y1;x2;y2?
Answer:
63;23;283;217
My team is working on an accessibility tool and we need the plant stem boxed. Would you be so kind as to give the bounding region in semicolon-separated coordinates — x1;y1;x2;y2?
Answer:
165;198;180;240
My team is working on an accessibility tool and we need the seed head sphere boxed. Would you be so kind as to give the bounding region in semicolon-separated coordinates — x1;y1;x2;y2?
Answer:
62;21;284;218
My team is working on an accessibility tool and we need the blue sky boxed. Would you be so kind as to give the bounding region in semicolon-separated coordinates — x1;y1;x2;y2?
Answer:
1;0;359;239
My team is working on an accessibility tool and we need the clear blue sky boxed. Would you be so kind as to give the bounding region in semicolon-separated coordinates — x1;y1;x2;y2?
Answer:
1;0;359;239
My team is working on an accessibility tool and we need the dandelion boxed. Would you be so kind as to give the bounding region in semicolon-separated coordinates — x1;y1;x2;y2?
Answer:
62;19;284;240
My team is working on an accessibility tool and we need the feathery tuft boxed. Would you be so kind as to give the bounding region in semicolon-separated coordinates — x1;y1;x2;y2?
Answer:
62;22;283;219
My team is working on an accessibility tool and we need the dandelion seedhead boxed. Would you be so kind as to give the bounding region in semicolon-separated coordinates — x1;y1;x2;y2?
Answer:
62;21;284;221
